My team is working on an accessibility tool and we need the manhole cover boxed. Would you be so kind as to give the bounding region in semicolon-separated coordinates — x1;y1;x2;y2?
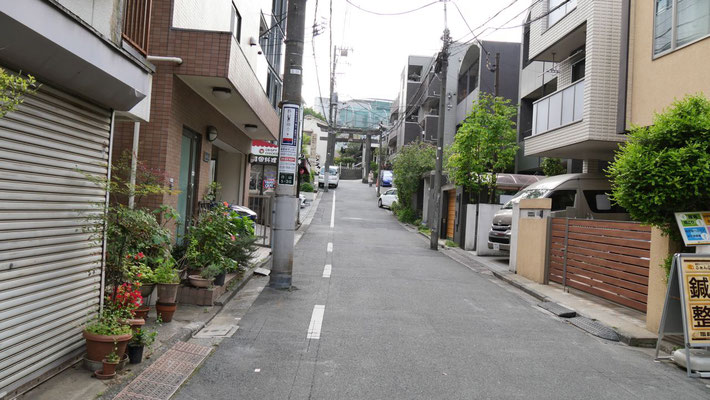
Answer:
568;316;620;341
193;324;238;338
538;301;576;318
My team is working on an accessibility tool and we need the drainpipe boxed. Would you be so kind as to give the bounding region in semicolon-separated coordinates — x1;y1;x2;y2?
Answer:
128;122;140;209
146;56;183;64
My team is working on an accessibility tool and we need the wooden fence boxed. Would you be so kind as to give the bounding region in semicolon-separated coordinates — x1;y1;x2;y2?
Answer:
548;218;652;312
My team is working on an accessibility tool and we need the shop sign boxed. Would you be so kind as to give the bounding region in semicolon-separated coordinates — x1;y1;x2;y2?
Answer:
675;212;710;246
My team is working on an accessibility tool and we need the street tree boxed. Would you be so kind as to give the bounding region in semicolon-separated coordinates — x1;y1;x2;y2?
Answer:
608;94;710;241
304;106;326;121
0;68;37;119
392;141;436;222
541;157;566;176
446;93;518;203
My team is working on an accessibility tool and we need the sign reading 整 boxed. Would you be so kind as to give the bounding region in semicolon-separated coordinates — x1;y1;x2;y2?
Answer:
277;104;300;186
675;212;710;246
682;257;710;344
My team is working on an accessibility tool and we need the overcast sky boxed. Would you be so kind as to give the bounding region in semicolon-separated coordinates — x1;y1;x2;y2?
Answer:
301;0;533;107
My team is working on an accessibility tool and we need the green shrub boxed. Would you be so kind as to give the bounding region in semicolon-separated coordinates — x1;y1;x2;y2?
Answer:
445;239;458;248
541;157;566;176
300;182;315;192
392;141;435;210
396;207;417;224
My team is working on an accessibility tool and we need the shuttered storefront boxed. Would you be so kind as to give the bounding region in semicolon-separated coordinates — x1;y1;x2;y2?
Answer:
0;84;111;395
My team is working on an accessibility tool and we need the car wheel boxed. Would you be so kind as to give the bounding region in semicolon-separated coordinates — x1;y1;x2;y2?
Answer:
334;184;338;188
378;199;383;208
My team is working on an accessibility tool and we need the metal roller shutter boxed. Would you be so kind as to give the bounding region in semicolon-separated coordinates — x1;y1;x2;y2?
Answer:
0;82;111;396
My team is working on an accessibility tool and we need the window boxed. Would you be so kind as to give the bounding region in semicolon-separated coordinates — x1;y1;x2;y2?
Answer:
231;3;242;43
571;58;585;82
654;0;710;56
583;191;628;213
549;190;576;211
548;0;577;28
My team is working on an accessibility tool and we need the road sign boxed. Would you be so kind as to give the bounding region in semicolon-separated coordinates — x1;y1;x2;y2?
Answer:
277;104;300;186
655;254;710;376
675;212;710;246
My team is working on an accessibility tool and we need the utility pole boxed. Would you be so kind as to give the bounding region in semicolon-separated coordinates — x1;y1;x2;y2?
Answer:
377;125;385;196
270;0;307;289
362;133;371;183
430;4;450;251
323;45;337;192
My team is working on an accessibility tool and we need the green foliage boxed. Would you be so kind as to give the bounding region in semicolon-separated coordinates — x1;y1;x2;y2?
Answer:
370;161;379;176
199;263;223;279
541;157;566;176
130;327;157;348
153;257;180;284
0;68;37;119
418;224;431;235
445;240;458;248
304;106;326;121
300;182;315;192
446;93;518;203
105;349;120;363
335;156;356;165
85;309;132;336
396;207;417;224
392;141;436;210
607;94;710;239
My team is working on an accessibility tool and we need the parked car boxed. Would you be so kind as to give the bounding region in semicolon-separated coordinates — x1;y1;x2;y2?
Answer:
488;174;629;252
229;204;258;221
380;170;394;187
378;188;398;209
318;166;339;188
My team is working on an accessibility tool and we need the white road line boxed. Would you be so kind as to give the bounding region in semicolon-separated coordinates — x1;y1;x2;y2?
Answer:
307;305;325;339
330;191;336;228
327;242;333;252
322;264;332;278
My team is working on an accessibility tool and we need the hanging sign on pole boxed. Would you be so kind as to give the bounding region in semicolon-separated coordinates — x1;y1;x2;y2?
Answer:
278;104;300;186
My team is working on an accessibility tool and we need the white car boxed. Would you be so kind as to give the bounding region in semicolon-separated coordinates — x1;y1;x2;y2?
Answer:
378;188;397;208
318;166;339;188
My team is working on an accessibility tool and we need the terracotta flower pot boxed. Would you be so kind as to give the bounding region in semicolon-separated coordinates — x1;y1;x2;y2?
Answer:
139;283;155;299
83;330;132;362
188;275;213;288
134;305;150;320
157;283;179;303
102;359;119;375
124;318;145;334
94;370;115;380
155;302;177;322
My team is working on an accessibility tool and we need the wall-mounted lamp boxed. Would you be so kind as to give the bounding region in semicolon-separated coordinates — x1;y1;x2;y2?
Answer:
244;124;258;133
207;126;218;142
212;87;232;100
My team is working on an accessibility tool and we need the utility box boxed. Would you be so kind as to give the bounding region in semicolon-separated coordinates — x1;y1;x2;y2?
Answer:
514;198;552;284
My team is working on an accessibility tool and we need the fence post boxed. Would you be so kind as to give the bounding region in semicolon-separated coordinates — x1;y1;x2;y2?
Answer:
562;217;570;293
544;216;552;285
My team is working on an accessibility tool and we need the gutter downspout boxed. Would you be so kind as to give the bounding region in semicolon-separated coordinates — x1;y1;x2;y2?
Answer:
128;121;140;209
146;56;183;64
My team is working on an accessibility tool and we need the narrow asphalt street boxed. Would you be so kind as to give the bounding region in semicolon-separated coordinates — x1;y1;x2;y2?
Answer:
175;180;709;399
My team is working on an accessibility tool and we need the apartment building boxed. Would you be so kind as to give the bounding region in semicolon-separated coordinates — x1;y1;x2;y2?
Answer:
622;0;710;129
523;0;625;172
112;0;284;239
0;0;153;395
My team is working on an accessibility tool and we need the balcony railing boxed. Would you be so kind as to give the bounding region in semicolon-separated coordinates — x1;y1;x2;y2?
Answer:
532;79;584;136
122;0;152;56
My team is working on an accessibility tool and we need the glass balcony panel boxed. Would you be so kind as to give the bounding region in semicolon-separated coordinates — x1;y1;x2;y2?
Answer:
561;86;575;125
548;91;563;131
573;80;585;121
536;98;549;134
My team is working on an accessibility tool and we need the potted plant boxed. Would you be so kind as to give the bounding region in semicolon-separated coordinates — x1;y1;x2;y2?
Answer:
154;256;180;303
100;348;120;377
83;311;132;363
129;253;156;298
189;264;220;288
127;327;157;364
155;302;177;322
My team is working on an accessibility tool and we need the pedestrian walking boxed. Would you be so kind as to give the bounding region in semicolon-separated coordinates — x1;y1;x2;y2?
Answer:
368;171;374;187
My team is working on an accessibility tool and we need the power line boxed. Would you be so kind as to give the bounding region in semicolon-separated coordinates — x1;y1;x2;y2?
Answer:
344;0;440;16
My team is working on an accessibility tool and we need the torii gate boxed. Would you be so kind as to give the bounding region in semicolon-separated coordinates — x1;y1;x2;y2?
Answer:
316;123;383;183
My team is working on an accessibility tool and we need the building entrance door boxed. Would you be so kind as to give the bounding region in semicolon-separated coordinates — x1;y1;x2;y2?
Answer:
177;128;200;240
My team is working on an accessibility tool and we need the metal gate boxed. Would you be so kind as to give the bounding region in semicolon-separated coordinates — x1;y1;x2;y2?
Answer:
0;84;111;395
248;194;273;247
548;218;652;312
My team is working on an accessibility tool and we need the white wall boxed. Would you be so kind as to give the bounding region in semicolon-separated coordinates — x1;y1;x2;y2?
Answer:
465;204;506;255
57;0;122;43
216;150;245;205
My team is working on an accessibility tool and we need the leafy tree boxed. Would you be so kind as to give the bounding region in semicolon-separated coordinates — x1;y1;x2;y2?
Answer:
608;94;710;240
0;68;37;118
446;93;518;203
392;141;436;213
304;106;326;121
541;157;566;176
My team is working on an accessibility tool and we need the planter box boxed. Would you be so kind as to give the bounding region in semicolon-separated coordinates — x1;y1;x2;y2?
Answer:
177;272;241;306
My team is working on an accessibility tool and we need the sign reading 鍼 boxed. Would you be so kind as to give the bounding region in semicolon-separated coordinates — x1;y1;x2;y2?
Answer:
655;254;710;377
675;212;710;246
681;257;710;344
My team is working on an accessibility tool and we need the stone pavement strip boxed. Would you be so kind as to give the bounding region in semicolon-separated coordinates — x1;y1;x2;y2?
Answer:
113;342;212;400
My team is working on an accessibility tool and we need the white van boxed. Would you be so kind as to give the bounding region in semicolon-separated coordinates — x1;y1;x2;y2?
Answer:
488;174;629;251
318;166;339;188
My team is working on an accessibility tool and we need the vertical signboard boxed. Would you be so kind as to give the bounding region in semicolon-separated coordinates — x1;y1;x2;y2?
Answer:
278;104;300;186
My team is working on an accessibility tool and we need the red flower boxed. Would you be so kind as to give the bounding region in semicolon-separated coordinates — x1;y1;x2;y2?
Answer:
230;234;236;241
137;252;145;259
223;201;229;207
